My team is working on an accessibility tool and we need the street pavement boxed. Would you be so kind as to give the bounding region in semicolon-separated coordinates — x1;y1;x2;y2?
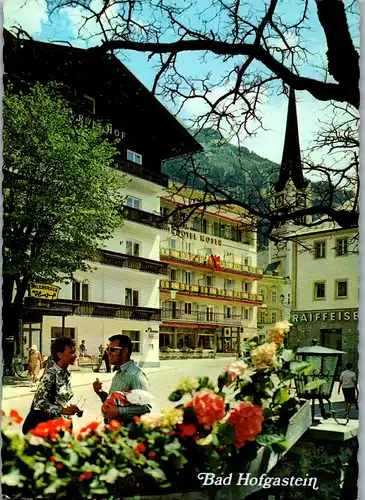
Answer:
2;358;358;432
1;358;236;432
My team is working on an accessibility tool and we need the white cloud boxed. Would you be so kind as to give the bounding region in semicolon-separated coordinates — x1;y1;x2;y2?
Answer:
4;0;48;35
61;0;119;47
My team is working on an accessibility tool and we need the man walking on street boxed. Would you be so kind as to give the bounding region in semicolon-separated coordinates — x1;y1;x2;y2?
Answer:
338;363;359;418
93;334;151;422
79;340;87;357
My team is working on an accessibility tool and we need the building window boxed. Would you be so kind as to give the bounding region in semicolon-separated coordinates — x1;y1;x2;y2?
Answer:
225;306;232;319
51;327;75;341
169;239;176;250
126;196;141;210
314;282;325;299
83;95;95;114
224;278;234;290
182;241;193;253
127;150;142;165
126;241;140;256
72;282;89;301
170;269;177;282
314;241;326;259
241;308;249;320
287;293;291;304
160;206;169;217
123;330;140;353
192;217;201;232
336;280;348;298
125;288;139;306
260;289;265;301
336;238;348;256
271;311;278;323
242;282;251;293
184;272;192;284
271;291;277;302
258;311;266;323
184;303;192;315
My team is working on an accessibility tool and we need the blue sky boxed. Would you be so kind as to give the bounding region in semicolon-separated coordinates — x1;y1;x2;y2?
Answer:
4;0;359;166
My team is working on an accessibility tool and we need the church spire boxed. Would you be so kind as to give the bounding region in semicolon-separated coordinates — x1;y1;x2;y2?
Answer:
274;88;308;192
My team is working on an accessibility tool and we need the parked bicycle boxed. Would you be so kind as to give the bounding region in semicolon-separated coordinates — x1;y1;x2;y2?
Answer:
11;354;29;378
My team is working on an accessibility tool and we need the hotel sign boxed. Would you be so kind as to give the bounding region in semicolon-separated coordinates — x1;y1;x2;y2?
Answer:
76;114;126;140
291;310;358;323
171;229;222;246
29;284;60;300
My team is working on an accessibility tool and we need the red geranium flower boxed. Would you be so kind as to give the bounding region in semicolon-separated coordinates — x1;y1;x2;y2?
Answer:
135;442;146;457
179;424;196;437
30;418;71;439
186;391;225;430
56;463;64;470
10;409;23;424
227;402;264;448
49;456;57;462
79;421;100;434
78;471;93;481
148;451;156;459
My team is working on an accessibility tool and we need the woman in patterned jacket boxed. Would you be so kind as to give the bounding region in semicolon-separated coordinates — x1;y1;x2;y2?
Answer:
33;336;82;422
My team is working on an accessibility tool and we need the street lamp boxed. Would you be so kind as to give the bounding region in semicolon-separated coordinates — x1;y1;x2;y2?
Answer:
295;340;345;423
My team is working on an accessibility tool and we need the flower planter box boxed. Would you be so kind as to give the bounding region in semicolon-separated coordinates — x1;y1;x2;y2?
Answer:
159;352;215;360
125;401;311;500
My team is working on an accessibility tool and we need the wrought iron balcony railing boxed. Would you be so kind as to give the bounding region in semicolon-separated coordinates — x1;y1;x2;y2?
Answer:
161;309;245;325
97;250;168;276
123;206;169;230
116;159;169;188
57;299;161;321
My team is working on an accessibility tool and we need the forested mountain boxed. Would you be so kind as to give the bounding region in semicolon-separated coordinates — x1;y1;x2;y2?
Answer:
163;128;353;213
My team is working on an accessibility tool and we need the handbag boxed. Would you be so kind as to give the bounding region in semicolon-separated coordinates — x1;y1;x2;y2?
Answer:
22;374;57;435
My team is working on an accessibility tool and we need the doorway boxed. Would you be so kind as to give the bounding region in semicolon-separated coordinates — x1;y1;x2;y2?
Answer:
22;323;42;356
320;328;342;351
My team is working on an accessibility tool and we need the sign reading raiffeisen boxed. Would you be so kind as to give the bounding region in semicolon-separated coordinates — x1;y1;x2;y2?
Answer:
29;283;60;300
291;310;358;323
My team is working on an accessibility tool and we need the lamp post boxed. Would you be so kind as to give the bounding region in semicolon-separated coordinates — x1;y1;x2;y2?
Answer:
295;340;345;423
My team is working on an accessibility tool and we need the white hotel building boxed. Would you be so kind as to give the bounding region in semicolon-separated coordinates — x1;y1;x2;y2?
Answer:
13;34;201;367
158;188;264;353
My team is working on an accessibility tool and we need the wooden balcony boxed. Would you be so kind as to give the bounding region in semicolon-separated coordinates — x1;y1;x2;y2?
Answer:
97;250;168;276
160;280;264;304
116;158;169;188
57;299;161;321
123;206;169;230
160;248;263;278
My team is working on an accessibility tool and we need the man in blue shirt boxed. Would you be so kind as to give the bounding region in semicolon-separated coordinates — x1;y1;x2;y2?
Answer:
93;334;151;422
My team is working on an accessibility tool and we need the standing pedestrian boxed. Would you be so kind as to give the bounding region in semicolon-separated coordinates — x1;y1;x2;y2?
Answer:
27;345;43;384
22;337;82;434
79;339;87;357
338;363;359;418
93;334;151;422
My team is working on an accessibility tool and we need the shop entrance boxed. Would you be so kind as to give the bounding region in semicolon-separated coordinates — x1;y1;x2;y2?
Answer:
320;328;342;351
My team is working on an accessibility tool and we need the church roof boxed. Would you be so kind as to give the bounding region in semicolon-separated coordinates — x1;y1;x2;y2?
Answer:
274;88;308;193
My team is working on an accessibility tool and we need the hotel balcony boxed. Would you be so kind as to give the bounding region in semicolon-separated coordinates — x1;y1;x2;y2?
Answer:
123;206;169;230
56;299;161;321
97;250;168;276
116;158;169;188
160;248;263;278
161;309;243;325
160;280;264;304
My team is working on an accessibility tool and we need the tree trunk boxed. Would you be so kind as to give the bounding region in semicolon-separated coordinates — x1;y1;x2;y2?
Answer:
2;275;29;372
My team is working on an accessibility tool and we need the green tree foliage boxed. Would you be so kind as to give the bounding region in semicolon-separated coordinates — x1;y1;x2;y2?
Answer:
3;83;125;349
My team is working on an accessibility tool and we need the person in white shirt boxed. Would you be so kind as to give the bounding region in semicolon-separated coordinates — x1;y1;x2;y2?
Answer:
338;363;359;418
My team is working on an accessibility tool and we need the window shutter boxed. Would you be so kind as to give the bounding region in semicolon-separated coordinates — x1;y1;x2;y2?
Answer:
133;290;139;306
